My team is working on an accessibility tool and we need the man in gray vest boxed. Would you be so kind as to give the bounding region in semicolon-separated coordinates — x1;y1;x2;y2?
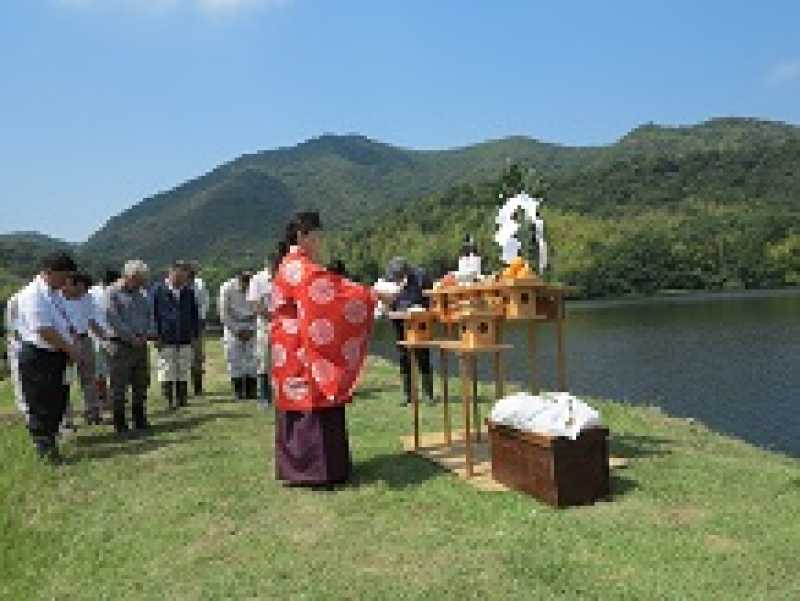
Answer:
106;260;156;433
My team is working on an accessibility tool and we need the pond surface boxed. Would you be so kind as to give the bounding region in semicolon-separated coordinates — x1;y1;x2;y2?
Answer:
368;288;800;458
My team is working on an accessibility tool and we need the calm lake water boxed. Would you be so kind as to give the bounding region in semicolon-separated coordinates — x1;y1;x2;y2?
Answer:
369;289;800;458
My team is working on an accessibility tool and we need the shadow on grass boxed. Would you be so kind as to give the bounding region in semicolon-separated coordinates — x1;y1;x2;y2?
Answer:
68;412;250;463
350;451;441;490
610;473;639;499
609;433;673;459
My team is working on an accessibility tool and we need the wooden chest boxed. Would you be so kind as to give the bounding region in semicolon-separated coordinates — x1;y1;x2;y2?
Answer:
487;421;610;508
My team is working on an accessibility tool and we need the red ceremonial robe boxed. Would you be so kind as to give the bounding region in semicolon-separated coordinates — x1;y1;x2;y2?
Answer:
270;247;376;410
269;247;376;484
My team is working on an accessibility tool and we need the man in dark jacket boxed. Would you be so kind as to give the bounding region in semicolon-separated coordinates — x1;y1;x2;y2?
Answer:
386;257;436;406
151;261;199;409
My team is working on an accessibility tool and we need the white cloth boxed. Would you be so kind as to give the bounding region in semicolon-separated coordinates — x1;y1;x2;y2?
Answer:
490;392;602;440
220;278;256;334
157;345;192;382
16;275;74;350
223;331;257;378
6;338;26;417
247;269;272;374
88;284;110;331
193;277;210;321
62;294;96;335
5;292;20;335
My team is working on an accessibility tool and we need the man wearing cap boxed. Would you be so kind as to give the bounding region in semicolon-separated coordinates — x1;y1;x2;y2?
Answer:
106;260;156;433
385;256;436;406
219;271;257;400
15;252;81;462
152;261;199;410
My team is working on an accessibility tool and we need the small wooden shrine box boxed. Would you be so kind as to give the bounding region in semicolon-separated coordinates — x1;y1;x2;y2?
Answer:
500;278;540;320
428;290;455;323
457;306;502;348
487;422;610;508
403;311;436;343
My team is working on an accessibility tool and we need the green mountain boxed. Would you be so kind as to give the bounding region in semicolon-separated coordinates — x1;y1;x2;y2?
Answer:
80;134;597;272
3;117;799;304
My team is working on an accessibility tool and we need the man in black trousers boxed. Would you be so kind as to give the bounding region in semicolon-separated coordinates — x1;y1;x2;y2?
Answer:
151;261;199;410
385;257;436;406
15;252;81;463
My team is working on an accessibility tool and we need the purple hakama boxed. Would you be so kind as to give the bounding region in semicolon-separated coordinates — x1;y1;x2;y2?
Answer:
275;407;352;485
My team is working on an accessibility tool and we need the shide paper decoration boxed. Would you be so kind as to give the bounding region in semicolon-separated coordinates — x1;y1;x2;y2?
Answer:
494;192;548;273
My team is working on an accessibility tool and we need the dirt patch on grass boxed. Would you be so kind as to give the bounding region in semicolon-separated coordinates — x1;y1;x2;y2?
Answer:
704;534;743;554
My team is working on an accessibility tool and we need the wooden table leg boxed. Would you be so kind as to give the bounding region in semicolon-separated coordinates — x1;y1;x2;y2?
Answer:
460;354;473;478
472;355;480;442
494;351;504;400
440;347;451;445
410;349;420;450
556;297;567;392
527;321;539;394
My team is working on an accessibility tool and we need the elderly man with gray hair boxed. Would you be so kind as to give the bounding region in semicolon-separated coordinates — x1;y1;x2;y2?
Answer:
106;259;156;433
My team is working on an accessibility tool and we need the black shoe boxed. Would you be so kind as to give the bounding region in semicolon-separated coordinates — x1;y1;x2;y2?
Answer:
132;403;149;431
244;376;258;400
258;374;272;404
113;408;129;434
34;437;60;464
193;373;203;397
232;378;244;401
162;382;175;410
176;382;189;407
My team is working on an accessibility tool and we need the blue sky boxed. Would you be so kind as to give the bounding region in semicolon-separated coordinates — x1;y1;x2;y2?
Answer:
1;0;799;242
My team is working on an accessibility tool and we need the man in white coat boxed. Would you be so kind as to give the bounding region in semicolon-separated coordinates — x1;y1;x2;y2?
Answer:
219;271;257;400
246;259;272;408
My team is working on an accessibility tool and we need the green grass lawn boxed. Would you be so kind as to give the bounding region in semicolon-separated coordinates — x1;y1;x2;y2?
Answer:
1;339;800;600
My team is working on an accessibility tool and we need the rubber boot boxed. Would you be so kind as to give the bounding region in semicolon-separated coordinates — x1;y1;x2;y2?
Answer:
162;381;175;410
132;401;149;431
258;374;272;405
232;378;244;401
176;381;189;407
113;401;129;434
245;376;258;400
192;370;203;397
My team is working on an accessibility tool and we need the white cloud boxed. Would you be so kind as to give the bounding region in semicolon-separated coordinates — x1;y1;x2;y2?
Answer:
766;59;800;87
57;0;290;16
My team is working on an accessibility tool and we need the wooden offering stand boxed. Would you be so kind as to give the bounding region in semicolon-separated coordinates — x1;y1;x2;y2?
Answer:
395;272;574;480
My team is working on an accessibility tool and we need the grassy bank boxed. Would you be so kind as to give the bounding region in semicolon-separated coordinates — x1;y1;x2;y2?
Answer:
1;340;799;600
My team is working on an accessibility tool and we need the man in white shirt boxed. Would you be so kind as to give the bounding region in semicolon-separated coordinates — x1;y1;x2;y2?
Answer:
188;263;210;396
4;291;27;419
246;259;272;407
62;273;108;425
89;269;120;419
16;252;81;462
219;271;257;400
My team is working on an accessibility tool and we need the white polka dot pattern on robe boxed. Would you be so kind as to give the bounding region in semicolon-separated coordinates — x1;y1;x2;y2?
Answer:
272;343;287;368
309;277;335;305
268;287;285;312
282;260;304;286
311;358;335;385
284;377;310;401
309;318;334;346
281;318;299;335
342;336;364;369
344;299;368;324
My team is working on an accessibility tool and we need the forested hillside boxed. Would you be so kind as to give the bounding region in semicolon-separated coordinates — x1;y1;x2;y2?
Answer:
2;118;799;308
